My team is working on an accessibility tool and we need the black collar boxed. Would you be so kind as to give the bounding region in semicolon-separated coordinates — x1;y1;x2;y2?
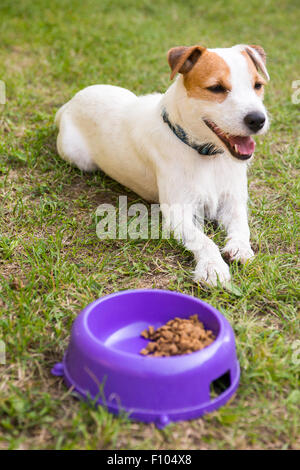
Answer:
161;108;223;156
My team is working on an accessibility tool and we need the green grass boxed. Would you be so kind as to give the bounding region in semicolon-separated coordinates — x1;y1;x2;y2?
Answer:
0;0;299;450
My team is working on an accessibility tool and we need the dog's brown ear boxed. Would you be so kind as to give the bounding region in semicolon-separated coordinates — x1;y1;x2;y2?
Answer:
249;45;267;64
245;45;269;80
167;45;206;80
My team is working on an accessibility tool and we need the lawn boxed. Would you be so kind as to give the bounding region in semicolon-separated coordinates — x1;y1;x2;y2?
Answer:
0;0;299;450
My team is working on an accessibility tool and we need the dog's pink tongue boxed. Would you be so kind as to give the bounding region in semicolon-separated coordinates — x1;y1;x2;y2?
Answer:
229;136;255;155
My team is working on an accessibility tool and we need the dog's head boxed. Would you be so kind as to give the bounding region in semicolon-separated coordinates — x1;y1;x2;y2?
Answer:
167;44;270;160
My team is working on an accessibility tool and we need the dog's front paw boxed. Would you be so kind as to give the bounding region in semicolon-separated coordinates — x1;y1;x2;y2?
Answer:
223;239;254;264
194;257;231;286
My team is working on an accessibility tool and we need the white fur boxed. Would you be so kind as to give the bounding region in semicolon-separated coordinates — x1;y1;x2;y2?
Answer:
55;45;269;286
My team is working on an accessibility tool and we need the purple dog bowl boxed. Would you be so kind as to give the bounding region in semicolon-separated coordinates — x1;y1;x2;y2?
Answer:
52;289;240;427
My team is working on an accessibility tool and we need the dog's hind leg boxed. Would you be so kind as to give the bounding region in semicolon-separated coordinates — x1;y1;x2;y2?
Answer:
56;106;98;172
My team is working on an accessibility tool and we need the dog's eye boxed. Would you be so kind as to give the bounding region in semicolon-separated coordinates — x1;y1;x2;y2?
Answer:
254;82;263;90
206;84;227;93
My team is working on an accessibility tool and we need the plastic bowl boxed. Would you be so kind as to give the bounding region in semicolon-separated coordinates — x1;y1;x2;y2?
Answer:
52;289;240;427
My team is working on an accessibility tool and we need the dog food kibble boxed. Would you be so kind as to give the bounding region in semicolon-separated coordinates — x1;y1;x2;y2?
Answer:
140;315;215;357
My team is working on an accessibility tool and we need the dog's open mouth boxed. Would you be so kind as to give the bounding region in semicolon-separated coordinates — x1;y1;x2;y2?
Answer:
204;119;255;160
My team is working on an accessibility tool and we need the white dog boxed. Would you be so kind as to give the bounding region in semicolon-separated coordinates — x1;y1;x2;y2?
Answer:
55;43;269;286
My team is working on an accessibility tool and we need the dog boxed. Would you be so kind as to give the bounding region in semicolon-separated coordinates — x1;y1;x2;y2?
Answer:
55;43;269;286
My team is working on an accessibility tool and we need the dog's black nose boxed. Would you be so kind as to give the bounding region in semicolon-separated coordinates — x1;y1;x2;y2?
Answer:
244;112;266;133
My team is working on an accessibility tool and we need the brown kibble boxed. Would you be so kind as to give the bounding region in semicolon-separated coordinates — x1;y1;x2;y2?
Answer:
140;348;149;355
141;329;149;339
179;340;190;349
148;326;155;336
162;330;172;340
169;344;178;354
140;314;215;357
147;342;157;352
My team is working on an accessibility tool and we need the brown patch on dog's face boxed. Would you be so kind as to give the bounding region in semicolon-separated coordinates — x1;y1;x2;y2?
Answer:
242;50;266;97
183;50;232;103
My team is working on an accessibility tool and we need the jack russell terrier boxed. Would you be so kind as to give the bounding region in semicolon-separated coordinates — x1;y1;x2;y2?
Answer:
55;44;270;286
